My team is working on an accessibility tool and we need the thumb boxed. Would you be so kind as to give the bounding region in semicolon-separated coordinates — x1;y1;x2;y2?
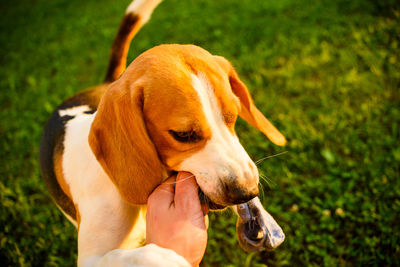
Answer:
174;172;200;208
148;175;175;208
175;172;198;196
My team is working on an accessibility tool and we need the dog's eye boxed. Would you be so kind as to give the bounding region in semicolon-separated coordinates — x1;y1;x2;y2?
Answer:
169;130;202;143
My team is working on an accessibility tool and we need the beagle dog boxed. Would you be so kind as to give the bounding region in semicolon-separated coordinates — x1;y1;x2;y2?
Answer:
40;0;286;266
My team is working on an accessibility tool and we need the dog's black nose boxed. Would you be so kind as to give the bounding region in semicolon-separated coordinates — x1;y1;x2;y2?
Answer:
224;183;259;204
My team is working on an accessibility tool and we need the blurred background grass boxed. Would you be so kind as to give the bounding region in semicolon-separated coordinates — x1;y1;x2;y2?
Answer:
1;0;399;266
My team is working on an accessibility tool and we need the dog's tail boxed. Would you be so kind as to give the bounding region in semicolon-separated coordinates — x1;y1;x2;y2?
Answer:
104;0;163;82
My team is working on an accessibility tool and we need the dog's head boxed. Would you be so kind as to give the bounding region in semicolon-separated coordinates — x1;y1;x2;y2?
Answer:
89;44;286;207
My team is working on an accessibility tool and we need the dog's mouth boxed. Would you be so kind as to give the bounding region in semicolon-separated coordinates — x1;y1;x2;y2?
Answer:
198;187;285;252
171;172;284;251
198;188;226;210
168;170;226;210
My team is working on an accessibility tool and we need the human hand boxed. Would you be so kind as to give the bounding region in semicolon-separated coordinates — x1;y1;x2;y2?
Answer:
146;172;209;266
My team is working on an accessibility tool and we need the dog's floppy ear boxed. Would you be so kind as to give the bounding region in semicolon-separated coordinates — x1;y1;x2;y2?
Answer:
89;79;163;205
214;56;287;146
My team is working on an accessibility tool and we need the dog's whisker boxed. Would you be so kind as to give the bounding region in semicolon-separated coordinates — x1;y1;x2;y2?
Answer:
255;151;288;165
259;174;269;184
164;174;196;185
258;175;270;191
264;174;276;186
260;174;276;187
258;182;265;201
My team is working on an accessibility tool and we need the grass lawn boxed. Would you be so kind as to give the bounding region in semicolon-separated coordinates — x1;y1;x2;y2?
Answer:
1;0;399;266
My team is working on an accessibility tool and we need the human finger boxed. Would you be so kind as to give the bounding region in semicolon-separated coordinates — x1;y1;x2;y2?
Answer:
158;175;176;193
174;172;201;210
148;175;176;206
175;172;198;195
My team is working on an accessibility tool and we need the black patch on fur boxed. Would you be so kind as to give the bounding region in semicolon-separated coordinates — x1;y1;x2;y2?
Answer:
40;88;105;220
40;111;77;220
104;13;139;82
58;91;98;112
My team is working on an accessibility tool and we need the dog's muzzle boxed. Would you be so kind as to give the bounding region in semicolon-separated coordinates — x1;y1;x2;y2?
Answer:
236;197;285;251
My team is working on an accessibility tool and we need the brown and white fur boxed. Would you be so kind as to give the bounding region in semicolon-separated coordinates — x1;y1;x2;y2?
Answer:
40;0;286;266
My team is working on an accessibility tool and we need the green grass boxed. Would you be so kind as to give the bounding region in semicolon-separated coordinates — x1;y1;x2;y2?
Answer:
1;0;399;266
